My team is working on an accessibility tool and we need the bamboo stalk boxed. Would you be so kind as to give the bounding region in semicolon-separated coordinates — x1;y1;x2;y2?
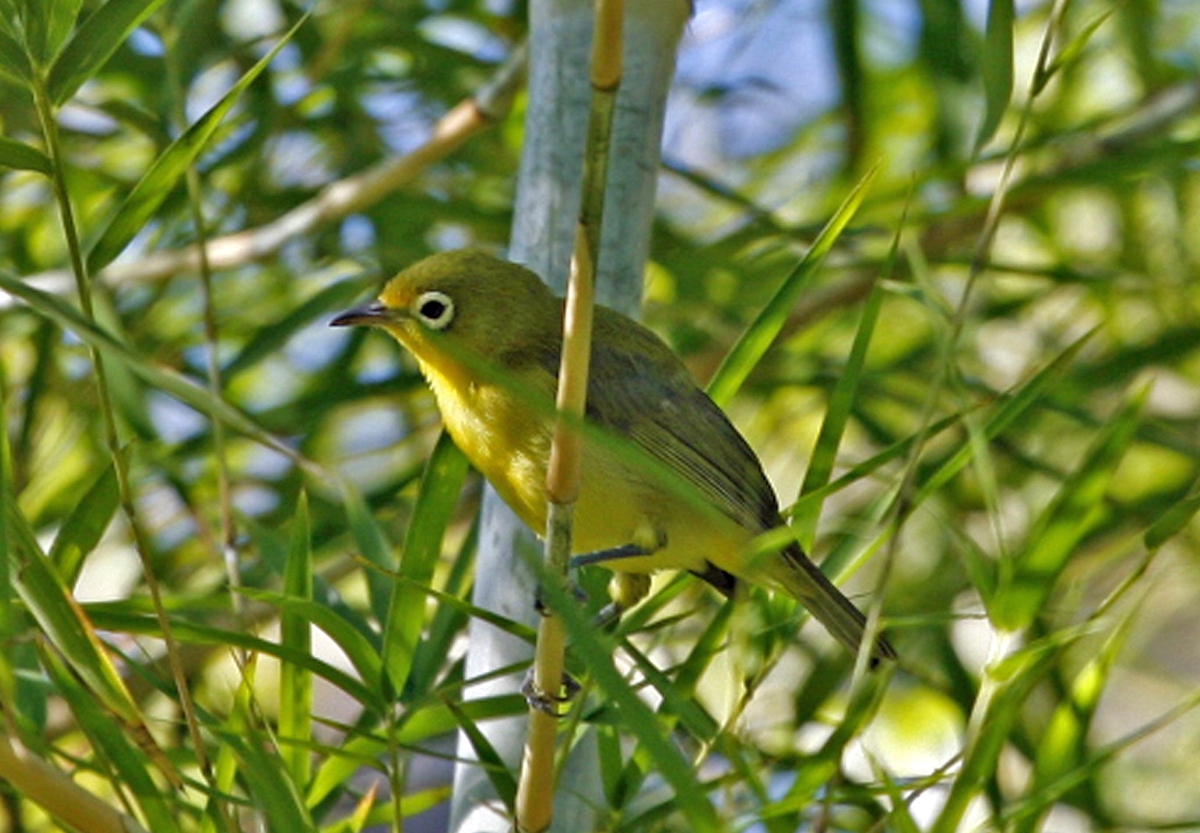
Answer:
514;2;624;830
0;731;149;833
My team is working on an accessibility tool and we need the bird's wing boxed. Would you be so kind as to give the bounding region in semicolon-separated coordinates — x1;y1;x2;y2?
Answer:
576;308;782;534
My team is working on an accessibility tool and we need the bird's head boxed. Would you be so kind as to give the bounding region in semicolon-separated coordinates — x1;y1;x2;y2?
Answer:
331;250;560;378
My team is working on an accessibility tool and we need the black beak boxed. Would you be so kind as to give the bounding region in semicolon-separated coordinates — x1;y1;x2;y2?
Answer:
330;302;388;327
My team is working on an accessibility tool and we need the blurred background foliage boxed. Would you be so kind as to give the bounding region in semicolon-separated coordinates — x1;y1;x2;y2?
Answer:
1;0;1200;831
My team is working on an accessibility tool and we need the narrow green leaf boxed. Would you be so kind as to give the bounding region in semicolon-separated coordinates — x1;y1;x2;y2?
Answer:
202;660;255;833
382;431;469;696
7;504;150;733
218;726;315;832
0;137;50;174
86;607;387;715
47;0;168;104
237;588;383;693
306;694;524;809
280;492;313;788
85;11;307;274
0;374;17;710
47;461;119;583
0;27;32;82
974;0;1014;152
43;0;84;65
992;387;1145;630
1034;8;1115;95
340;480;395;627
442;695;518;811
17;0;82;65
1016;608;1136;833
0;271;299;464
793;215;897;547
913;330;1094;507
535;560;722;833
931;639;1059;833
38;646;180;833
1144;479;1200;551
706;164;878;407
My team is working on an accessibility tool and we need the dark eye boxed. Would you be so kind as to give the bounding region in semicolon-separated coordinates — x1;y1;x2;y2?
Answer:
414;291;455;330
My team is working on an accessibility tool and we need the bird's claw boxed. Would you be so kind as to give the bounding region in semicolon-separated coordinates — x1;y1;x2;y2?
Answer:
521;669;581;717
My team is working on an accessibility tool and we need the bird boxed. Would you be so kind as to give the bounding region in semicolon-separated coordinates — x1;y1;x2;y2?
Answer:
331;249;895;664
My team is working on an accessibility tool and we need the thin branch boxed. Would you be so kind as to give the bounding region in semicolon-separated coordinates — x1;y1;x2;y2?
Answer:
514;2;623;831
9;43;526;304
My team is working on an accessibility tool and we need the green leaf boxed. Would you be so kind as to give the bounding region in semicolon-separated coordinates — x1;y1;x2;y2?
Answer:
974;0;1014;152
237;588;383;695
443;695;518;811
1144;478;1200;551
85;11;307;274
792;209;899;547
1016;607;1136;833
0;27;32;82
280;492;313;788
0;271;300;465
86;607;387;715
0;377;17;710
931;638;1059;833
47;0;169;104
6;504;148;734
216;725;315;832
340;480;395;627
17;0;82;66
38;646;180;833
0;137;50;174
706;163;878;407
47;462;119;584
534;559;722;833
1034;8;1115;95
991;387;1145;631
913;330;1094;507
382;431;469;696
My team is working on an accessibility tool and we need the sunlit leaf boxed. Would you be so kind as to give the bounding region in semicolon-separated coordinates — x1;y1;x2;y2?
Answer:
975;0;1014;152
47;0;169;104
85;11;308;274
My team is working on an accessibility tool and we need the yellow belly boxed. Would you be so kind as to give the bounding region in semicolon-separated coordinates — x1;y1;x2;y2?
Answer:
428;370;754;580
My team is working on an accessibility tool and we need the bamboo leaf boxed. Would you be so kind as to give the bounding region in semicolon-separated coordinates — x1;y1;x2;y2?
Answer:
38;646;180;833
280;492;313;788
0;137;50;174
47;461;119;584
793;211;899;547
0;271;300;464
443;695;518;811
992;387;1145;631
381;431;469;697
217;726;315;832
85;11;307;274
1144;479;1200;551
0;27;31;82
534;559;721;833
7;502;153;741
1016;606;1137;833
706;164;878;407
237;588;383;693
85;607;387;715
974;0;1014;152
913;330;1095;507
340;481;395;628
47;0;169;104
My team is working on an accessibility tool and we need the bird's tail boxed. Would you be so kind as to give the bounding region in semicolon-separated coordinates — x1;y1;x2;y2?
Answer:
769;543;896;665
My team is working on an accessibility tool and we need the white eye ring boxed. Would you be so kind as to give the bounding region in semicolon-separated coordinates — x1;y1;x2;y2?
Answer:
413;291;455;330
